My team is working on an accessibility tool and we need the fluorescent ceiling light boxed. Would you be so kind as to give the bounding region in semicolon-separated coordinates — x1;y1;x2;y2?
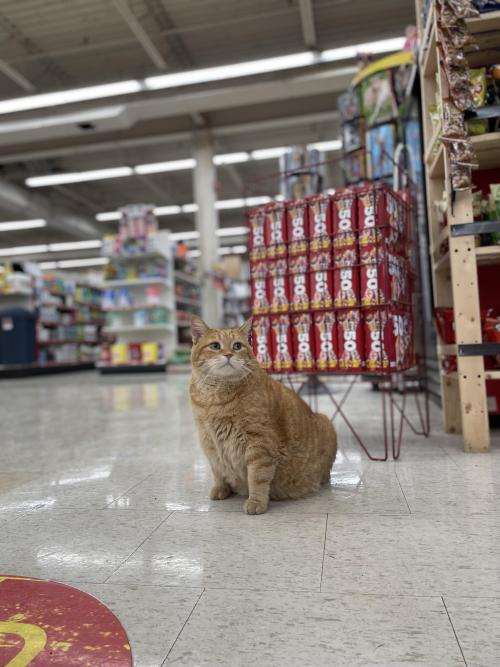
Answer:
56;257;109;269
218;245;248;255
0;218;46;232
187;249;201;258
170;231;200;241
96;211;122;222
251;147;288;160
145;52;317;91
274;194;285;202
245;196;273;206
0;244;49;257
0;80;142;115
310;140;342;151
182;203;198;214
135;158;196;175
0;38;404;118
154;205;182;216
217;227;249;237
39;261;57;270
213;152;250;165
48;240;102;252
216;199;245;210
26;167;134;187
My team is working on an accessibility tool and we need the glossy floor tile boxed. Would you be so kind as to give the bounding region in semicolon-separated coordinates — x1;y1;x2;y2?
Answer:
1;370;499;666
164;589;464;666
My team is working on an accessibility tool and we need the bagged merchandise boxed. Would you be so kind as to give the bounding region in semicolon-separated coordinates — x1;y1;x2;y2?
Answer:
451;163;472;191
337;88;361;122
441;99;467;140
265;203;287;259
270;315;293;372
343;118;365;153
447;139;478;167
308;195;332;252
313;311;338;371
291;313;315;371
287;200;308;255
443;0;480;18
470;67;487;107
333;189;357;248
252;316;273;369
310;270;334;310
337;309;364;371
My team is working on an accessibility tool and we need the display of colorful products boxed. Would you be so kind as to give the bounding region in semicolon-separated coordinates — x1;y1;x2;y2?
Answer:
248;184;414;374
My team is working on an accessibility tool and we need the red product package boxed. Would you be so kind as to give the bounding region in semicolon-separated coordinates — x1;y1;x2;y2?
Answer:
291;312;315;371
310;270;334;310
310;248;332;271
268;273;290;313
358;185;402;249
251;277;270;314
287;200;309;255
313;311;338;371
248;207;267;261
337;309;364;371
308;194;332;252
267;258;287;277
360;247;408;306
252;316;273;370
289;272;310;312
364;308;393;372
265;203;287;259
391;307;414;370
250;260;267;279
333;189;357;248
270;314;293;372
334;264;360;308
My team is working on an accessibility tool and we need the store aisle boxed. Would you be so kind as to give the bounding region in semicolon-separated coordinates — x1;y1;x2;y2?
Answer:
1;371;500;666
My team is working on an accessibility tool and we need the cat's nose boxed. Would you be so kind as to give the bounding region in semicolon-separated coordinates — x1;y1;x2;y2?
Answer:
224;353;233;359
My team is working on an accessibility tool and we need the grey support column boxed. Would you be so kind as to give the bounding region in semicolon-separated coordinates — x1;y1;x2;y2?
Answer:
192;129;223;326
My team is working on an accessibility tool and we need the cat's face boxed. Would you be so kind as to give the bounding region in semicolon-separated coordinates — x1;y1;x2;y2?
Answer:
191;316;255;382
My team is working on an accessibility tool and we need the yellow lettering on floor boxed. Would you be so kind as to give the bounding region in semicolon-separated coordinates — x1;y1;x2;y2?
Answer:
0;621;47;667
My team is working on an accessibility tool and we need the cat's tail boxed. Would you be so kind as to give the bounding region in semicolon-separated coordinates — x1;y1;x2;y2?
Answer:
315;413;337;484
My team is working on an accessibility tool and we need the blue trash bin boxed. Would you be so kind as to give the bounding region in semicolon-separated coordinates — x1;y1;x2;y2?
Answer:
0;307;36;365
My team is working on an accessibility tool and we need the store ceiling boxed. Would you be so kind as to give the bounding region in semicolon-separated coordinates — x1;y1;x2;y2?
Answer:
0;0;416;258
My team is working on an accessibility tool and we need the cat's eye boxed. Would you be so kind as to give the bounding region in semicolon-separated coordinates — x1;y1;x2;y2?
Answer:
232;341;243;351
208;342;221;351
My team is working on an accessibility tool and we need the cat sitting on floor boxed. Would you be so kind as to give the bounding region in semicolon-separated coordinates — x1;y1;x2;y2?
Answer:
189;316;337;515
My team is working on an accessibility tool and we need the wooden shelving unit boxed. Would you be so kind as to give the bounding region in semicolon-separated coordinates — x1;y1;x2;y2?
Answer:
416;2;500;452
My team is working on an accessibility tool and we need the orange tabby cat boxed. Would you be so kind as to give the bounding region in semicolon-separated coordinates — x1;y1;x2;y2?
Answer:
189;316;337;514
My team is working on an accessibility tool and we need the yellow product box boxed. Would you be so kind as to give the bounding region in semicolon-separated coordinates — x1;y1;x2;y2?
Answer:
142;342;159;364
111;343;128;365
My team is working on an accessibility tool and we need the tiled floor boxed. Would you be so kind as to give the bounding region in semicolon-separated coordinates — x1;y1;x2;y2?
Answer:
1;370;499;666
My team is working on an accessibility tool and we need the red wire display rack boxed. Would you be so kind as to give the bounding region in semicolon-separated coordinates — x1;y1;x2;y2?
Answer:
246;166;429;461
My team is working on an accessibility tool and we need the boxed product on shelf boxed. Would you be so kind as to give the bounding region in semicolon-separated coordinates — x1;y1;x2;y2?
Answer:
248;185;414;374
308;194;332;252
287;200;309;255
264;203;287;259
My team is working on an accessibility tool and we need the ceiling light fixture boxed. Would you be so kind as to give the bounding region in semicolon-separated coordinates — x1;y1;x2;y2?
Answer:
0;244;49;257
55;257;109;269
0;219;47;232
26;166;134;188
213;152;251;165
217;226;249;237
1;38;404;118
134;158;196;175
48;240;103;252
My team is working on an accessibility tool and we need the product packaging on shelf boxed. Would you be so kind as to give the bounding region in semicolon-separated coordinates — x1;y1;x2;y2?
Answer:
358;184;404;250
287;200;309;255
250;277;269;315
270;314;293;372
268;258;289;313
334;248;360;308
291;312;315;371
313;311;338;371
248;208;267;261
264;203;287;259
289;254;310;312
360;248;409;306
337;309;364;371
308;194;332;252
252;316;273;370
310;269;334;310
333;189;357;249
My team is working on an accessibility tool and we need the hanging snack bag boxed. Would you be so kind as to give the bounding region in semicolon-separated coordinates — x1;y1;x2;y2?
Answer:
337;309;364;371
441;99;467;139
291;312;315;371
270;314;293;372
313;311;338;371
252;316;273;370
333;189;357;248
287;200;309;255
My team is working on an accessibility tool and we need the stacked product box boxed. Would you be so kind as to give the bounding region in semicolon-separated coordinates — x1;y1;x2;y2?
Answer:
248;183;414;375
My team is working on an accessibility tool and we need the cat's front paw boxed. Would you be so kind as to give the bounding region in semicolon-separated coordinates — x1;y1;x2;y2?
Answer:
210;483;232;500
244;498;268;515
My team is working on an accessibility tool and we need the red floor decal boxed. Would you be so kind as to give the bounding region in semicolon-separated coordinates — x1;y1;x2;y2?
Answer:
0;575;132;666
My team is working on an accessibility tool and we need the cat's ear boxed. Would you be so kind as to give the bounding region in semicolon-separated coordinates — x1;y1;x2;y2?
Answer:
191;315;209;343
239;317;253;344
